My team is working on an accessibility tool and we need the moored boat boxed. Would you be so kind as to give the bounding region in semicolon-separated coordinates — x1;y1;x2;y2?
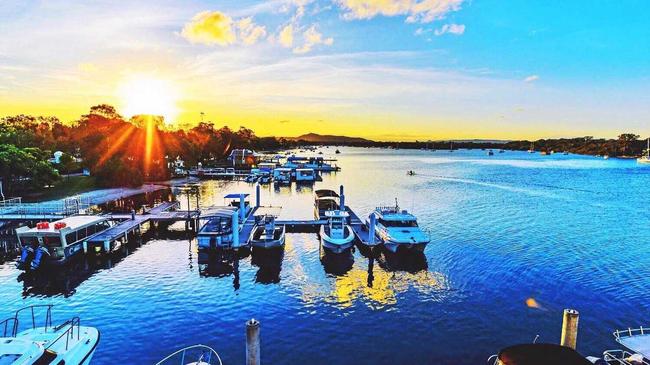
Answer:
15;216;114;270
0;305;100;365
313;189;340;219
249;207;285;249
156;344;222;365
272;168;292;185
371;202;429;253
638;138;650;164
319;210;354;254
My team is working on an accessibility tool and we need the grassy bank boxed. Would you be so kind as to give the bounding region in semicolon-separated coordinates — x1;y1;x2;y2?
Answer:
23;175;98;202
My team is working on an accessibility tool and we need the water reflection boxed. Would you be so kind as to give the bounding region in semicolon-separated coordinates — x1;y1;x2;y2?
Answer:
320;246;354;276
377;249;428;273
250;247;284;284
197;249;250;290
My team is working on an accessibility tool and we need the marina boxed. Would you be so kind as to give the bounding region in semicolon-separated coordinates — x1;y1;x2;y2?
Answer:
1;147;650;364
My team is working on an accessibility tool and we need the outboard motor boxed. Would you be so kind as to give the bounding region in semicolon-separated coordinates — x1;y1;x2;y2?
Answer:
30;246;50;270
16;246;34;269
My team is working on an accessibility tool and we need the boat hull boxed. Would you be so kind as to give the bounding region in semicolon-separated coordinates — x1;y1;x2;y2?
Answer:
383;241;427;253
320;225;354;254
249;226;285;249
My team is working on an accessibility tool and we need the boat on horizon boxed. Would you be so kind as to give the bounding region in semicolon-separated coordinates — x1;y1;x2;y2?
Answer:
637;138;650;164
528;142;535;153
0;304;100;365
371;201;429;253
319;210;355;254
487;149;494;156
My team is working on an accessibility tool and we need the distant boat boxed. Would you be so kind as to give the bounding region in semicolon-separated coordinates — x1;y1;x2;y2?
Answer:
487;150;494;156
603;155;610;159
638;138;650;164
407;170;416;176
563;151;569;155
335;149;341;154
449;141;454;152
528;142;535;153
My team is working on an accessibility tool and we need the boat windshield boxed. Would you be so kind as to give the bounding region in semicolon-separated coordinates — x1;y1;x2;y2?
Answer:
21;235;62;248
379;219;418;227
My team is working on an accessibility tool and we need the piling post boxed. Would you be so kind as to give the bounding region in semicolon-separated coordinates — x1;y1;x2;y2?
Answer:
239;195;246;222
368;212;376;245
256;184;261;208
246;319;261;365
131;209;135;220
560;308;579;350
339;185;345;210
232;211;240;248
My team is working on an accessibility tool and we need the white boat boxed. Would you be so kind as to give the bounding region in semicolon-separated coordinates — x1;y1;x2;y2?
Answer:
15;216;114;270
249;207;285;249
313;189;340;219
0;305;100;365
638;138;650;164
156;344;222;365
295;168;317;183
257;172;272;184
320;210;354;253
283;156;339;172
197;207;239;250
372;202;429;253
272;168;292;185
528;142;535;153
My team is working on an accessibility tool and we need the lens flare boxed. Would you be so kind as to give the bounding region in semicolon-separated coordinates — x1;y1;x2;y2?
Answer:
118;75;179;123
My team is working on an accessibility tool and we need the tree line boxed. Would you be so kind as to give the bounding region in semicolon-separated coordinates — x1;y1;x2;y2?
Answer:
0;104;288;195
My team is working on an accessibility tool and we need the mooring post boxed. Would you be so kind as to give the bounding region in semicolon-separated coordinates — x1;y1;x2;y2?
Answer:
246;318;261;365
368;212;376;244
560;308;579;349
239;195;246;222
256;184;261;208
131;209;135;220
232;210;240;247
339;185;345;210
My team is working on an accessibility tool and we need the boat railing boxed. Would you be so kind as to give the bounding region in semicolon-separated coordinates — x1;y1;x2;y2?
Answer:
45;316;81;352
14;304;53;332
0;317;18;337
603;349;650;364
156;344;223;365
614;326;650;341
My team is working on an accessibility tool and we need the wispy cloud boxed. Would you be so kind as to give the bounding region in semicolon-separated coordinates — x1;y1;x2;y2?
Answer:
181;11;267;46
434;23;465;36
336;0;464;23
524;75;540;83
293;25;334;54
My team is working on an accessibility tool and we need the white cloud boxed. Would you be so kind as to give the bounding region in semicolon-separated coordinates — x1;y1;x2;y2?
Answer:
434;23;465;36
524;75;540;83
279;24;295;48
293;25;334;54
181;11;236;46
336;0;464;23
237;17;267;45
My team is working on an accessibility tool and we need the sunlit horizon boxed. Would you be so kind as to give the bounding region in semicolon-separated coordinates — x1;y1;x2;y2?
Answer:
1;1;648;141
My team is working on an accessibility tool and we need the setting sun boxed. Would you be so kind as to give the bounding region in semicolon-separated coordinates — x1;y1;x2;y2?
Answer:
117;76;179;123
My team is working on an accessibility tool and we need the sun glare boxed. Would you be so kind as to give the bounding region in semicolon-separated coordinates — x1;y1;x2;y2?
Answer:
118;76;179;123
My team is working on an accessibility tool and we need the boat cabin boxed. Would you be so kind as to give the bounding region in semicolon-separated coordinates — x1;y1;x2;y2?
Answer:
273;168;292;184
224;193;251;222
314;189;340;219
324;210;349;239
295;168;317;182
374;206;419;227
197;207;239;249
16;216;111;261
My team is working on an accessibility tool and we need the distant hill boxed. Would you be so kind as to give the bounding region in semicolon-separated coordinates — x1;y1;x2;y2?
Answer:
288;133;373;143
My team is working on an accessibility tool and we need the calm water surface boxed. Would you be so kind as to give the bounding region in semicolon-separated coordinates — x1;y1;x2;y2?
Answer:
2;147;650;364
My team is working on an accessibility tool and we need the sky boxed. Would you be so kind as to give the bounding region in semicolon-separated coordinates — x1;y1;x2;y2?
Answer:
0;0;649;141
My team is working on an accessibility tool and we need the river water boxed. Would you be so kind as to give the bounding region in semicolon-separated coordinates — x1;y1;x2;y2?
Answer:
1;147;649;364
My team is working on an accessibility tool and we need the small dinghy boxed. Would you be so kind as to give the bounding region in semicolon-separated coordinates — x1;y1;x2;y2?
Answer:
320;210;354;253
249;207;285;249
156;344;222;365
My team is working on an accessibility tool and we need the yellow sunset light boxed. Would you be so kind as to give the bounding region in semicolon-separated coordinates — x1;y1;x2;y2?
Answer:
118;76;179;123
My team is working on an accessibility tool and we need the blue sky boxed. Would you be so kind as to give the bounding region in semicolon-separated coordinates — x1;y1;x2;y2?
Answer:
0;0;648;140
